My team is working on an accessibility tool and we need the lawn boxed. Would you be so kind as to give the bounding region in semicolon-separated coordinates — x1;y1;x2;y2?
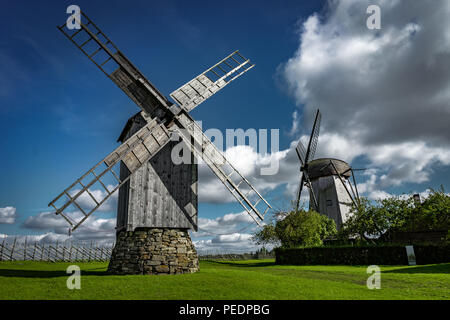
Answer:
0;260;449;299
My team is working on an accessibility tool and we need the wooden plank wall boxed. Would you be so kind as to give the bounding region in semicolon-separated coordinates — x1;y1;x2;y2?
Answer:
116;113;198;231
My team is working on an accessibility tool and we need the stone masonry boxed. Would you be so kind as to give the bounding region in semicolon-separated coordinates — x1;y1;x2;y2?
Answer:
107;228;199;275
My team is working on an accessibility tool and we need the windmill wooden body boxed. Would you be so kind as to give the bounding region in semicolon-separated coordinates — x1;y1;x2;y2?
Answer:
295;110;360;229
49;12;271;275
116;112;198;232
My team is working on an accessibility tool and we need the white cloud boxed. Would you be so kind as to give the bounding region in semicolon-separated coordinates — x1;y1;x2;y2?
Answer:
191;210;271;253
0;232;114;245
18;209;266;252
22;210;116;242
193;234;264;254
69;185;118;213
198;143;300;206
367;190;392;201
288;110;300;136
0;207;17;224
211;233;252;243
193;211;257;237
281;0;450;194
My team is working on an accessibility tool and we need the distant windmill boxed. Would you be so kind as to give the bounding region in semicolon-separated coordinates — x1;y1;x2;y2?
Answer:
48;12;271;274
295;109;360;229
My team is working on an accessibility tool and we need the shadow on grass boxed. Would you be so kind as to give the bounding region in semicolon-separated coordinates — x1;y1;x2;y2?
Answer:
0;269;108;278
384;263;450;274
204;260;276;268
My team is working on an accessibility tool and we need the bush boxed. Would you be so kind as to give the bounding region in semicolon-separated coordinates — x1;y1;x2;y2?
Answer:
253;209;337;248
275;244;450;265
413;245;450;264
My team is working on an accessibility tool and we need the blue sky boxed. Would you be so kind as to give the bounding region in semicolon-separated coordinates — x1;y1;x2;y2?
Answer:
0;0;449;252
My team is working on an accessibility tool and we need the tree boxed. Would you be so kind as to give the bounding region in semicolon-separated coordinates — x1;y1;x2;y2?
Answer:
339;186;450;242
412;187;450;231
252;209;337;248
339;196;414;242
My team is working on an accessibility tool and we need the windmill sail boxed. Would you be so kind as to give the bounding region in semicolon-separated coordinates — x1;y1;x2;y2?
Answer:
57;12;174;118
174;113;271;224
295;173;305;211
305;109;321;163
48;118;172;232
295;109;321;211
54;12;270;232
295;140;307;167
170;51;254;113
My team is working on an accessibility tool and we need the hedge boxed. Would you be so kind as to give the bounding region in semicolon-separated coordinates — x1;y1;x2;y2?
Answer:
275;245;450;265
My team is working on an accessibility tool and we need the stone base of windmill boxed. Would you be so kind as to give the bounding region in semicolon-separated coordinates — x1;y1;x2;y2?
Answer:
107;228;199;275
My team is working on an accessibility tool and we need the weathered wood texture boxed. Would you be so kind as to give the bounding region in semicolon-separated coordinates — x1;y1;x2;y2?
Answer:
170;51;254;113
48;114;172;231
117;113;198;231
307;158;351;179
110;51;169;119
309;175;352;230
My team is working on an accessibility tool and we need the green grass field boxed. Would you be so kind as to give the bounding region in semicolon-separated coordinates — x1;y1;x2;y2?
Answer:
0;260;449;300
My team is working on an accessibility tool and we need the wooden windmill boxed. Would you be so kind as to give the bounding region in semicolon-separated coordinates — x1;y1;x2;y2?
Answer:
295;109;360;229
48;12;271;274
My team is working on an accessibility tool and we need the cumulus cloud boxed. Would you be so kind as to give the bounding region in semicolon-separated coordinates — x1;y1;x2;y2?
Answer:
193;233;265;254
193;211;256;236
281;0;450;195
0;232;115;245
69;185;118;213
193;233;263;254
288;110;300;136
16;185;118;242
198;143;300;206
0;207;17;224
0;232;71;244
22;210;115;242
23;211;68;231
191;211;270;253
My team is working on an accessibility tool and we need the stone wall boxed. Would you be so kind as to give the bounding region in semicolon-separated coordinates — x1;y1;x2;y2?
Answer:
107;228;199;275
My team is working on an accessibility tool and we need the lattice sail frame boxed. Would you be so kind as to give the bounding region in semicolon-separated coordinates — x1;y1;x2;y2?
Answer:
49;118;172;231
50;12;271;232
57;12;174;118
170;51;254;113
175;113;271;225
295;109;322;211
296;140;307;167
306;110;322;163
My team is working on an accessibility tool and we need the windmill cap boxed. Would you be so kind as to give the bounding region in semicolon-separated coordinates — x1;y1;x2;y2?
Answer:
307;158;351;179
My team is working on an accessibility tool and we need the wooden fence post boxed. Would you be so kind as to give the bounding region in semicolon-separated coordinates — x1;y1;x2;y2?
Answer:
24;237;27;261
88;241;93;262
74;243;79;261
32;241;37;261
11;237;17;261
41;244;45;261
55;241;59;261
0;237;5;261
95;243;100;261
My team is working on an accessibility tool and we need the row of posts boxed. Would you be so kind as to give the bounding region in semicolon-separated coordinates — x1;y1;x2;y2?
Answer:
0;237;114;262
